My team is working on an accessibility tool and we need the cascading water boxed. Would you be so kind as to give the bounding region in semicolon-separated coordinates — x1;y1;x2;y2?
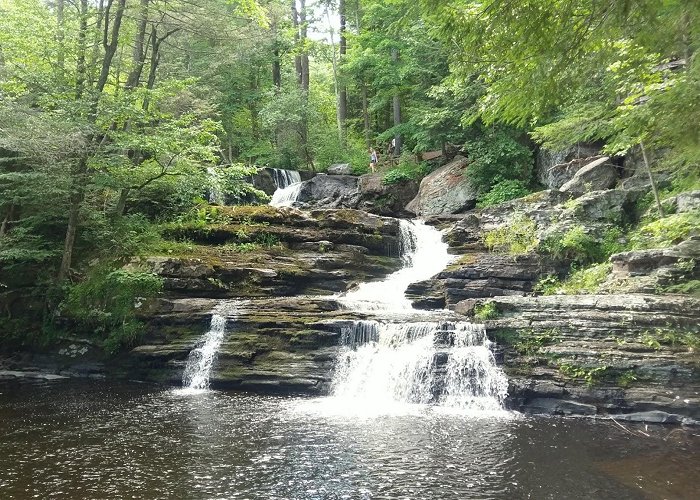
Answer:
270;168;301;189
327;220;509;415
331;321;508;411
338;219;451;312
207;167;225;205
182;301;241;391
269;181;303;207
269;168;304;207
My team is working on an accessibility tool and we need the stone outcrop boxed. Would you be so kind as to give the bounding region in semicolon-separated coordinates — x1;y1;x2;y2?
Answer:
127;296;356;393
327;163;353;175
407;253;564;309
559;156;619;196
457;294;700;422
536;144;601;188
141;207;404;298
406;156;478;216
295;174;360;207
356;173;419;217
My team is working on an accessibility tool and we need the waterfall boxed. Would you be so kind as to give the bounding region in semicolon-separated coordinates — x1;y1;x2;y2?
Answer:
207;167;225;205
182;301;241;391
268;168;303;207
270;181;304;207
328;220;509;414
270;168;301;189
330;321;508;412
338;219;452;312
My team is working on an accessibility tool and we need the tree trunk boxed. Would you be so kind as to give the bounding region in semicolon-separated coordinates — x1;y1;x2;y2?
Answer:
391;49;402;156
640;141;664;218
338;0;347;141
58;158;88;281
291;1;302;86
326;7;343;144
362;85;370;148
0;204;15;238
59;0;126;280
56;0;65;77
300;0;309;92
125;0;150;89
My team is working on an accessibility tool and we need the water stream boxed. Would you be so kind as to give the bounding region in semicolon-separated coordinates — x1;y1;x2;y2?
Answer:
326;219;508;414
269;168;304;207
182;301;242;391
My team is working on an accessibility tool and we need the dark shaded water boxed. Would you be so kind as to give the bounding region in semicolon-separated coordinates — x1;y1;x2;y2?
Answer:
0;380;698;499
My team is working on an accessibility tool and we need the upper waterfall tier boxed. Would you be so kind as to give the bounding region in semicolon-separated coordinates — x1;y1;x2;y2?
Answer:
338;219;453;312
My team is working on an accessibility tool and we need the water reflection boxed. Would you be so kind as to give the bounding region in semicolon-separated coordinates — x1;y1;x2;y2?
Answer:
1;380;698;499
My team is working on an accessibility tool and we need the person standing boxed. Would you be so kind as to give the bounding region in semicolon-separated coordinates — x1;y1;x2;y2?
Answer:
369;148;378;173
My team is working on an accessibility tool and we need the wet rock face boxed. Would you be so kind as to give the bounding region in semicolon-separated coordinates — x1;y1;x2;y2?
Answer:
406;156;478;217
457;294;700;421
127;296;363;393
136;207;404;299
407;253;564;309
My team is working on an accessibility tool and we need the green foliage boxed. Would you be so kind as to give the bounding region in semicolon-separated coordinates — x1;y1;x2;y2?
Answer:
62;268;163;354
558;363;612;387
639;328;700;351
629;213;700;250
473;301;500;321
483;214;538;255
514;329;560;356
664;280;700;298
476;178;531;208
541;226;625;265
560;263;612;294
463;129;533;193
382;159;426;185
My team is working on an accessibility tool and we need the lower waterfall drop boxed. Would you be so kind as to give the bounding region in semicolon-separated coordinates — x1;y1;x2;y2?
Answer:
331;320;508;412
270;181;303;207
182;301;241;390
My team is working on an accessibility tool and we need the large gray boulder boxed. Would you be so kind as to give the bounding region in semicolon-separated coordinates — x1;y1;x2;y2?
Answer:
559;156;618;196
405;156;477;216
536;144;601;188
327;163;353;175
295;174;360;206
356;172;419;217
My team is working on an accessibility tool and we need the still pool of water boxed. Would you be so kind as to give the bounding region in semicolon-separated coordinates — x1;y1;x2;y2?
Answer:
1;379;698;499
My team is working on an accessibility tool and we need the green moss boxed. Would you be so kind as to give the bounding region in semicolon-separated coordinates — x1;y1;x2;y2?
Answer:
483;214;538;254
489;328;519;346
630;212;700;249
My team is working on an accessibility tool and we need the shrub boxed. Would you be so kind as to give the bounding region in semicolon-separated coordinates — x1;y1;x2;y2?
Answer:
464;129;533;192
382;158;427;185
62;268;163;354
483;214;538;254
560;263;611;294
629;212;700;249
474;301;500;320
476;178;531;208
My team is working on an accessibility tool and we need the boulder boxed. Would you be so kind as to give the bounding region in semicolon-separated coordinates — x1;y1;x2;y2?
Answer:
559;156;618;196
536;144;602;188
327;163;353;175
295;174;360;206
676;190;700;213
356;172;419;217
545;155;606;190
405;156;477;216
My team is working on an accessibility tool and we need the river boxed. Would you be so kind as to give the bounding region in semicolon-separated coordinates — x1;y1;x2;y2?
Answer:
1;379;698;499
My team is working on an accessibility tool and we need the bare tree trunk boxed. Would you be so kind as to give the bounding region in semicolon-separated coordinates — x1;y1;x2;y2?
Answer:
56;0;65;77
125;0;150;89
338;0;347;142
362;84;370;148
291;1;302;86
0;204;15;237
391;49;402;156
300;0;309;92
325;7;343;144
640;141;664;218
59;0;127;281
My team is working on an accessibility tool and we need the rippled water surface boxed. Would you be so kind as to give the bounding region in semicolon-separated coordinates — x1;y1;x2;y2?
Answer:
1;380;698;499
